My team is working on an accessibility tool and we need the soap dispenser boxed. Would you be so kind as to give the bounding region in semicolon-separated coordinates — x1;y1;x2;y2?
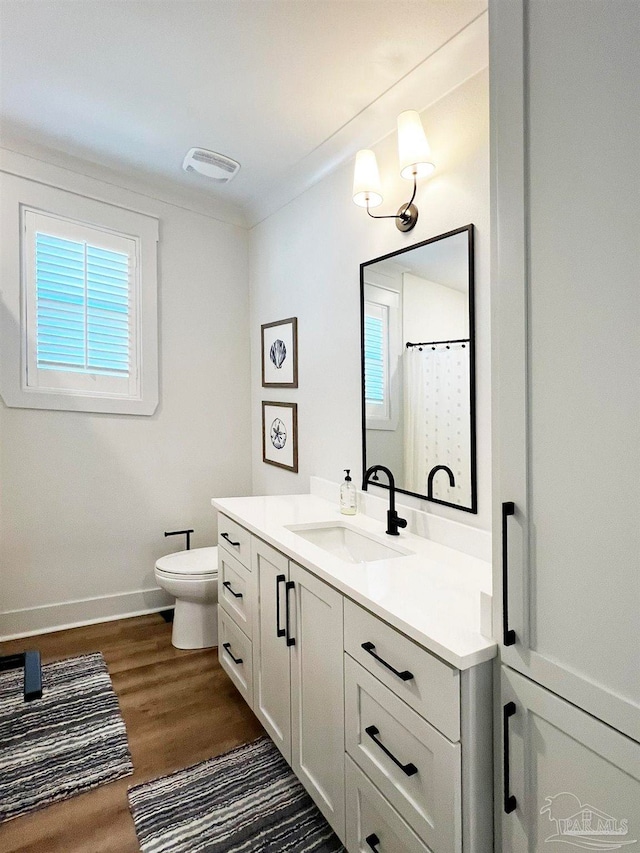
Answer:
340;469;357;516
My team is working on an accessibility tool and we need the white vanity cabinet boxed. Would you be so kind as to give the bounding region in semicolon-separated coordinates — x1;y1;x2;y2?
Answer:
216;512;493;852
344;599;492;853
222;527;346;840
217;524;256;706
252;539;291;758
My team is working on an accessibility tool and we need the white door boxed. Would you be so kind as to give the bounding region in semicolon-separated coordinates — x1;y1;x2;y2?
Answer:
289;561;346;842
490;0;640;741
252;539;291;762
500;666;640;852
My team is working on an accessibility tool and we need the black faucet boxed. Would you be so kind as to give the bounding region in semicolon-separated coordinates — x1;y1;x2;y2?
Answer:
363;464;408;536
426;465;456;499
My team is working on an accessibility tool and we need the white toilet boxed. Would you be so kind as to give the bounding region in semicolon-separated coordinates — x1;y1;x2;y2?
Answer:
154;546;219;650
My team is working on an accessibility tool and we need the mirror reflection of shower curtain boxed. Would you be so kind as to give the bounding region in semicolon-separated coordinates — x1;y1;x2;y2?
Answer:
404;344;471;506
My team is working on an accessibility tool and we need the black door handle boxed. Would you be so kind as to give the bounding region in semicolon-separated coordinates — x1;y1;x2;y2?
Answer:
222;642;243;665
223;580;243;599
502;502;516;646
365;725;417;776
285;581;295;646
361;642;414;681
276;574;286;638
365;833;380;852
503;701;517;814
221;532;240;548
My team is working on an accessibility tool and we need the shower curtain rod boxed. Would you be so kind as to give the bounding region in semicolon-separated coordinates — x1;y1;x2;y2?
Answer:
405;337;470;349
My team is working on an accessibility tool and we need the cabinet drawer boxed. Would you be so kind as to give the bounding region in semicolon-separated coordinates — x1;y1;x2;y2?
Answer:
346;756;433;853
218;606;253;707
345;656;461;853
344;599;460;742
217;514;251;568
219;548;253;638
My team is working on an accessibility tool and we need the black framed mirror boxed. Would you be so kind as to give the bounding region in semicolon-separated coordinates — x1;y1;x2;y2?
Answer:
360;224;476;513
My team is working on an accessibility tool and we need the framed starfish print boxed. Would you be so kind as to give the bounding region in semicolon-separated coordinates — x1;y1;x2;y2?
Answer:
262;401;298;472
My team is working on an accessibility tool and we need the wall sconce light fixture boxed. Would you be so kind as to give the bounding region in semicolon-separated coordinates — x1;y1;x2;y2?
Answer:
352;110;434;232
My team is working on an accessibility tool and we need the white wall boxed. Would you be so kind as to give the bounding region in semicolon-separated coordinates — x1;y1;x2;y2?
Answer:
0;146;251;637
403;274;468;344
249;69;491;531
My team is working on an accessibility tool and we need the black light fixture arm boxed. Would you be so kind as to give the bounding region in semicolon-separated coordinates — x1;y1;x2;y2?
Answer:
365;175;419;232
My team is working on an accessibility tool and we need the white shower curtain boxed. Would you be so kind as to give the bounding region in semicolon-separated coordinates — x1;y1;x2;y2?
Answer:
404;343;471;506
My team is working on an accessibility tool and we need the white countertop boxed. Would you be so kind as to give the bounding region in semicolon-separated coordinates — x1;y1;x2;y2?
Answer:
211;493;496;670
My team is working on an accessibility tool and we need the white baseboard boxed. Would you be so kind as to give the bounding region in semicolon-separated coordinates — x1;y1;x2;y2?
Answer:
0;587;174;641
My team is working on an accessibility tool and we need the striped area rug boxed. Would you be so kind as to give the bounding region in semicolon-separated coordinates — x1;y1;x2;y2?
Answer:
0;652;133;823
128;736;346;853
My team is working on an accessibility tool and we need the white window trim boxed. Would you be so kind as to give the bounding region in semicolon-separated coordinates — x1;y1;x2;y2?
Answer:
0;173;159;415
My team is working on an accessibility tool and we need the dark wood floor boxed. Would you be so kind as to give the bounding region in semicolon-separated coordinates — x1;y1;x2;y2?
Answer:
0;614;264;853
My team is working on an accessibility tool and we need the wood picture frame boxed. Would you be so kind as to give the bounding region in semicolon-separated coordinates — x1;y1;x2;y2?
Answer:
262;401;298;472
261;317;298;388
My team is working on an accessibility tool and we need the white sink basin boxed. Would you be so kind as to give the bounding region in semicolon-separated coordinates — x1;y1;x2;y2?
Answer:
286;521;412;564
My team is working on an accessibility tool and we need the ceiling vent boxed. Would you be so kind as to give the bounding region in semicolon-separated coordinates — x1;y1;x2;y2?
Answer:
182;148;240;183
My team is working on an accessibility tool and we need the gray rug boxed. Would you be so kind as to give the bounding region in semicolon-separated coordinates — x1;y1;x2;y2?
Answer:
0;651;133;822
128;736;346;853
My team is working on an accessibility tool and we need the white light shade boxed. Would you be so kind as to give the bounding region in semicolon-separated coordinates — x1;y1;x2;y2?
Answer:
352;149;383;208
397;110;435;180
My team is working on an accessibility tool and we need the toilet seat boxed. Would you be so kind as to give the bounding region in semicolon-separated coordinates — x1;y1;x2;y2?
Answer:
155;546;218;578
155;569;216;581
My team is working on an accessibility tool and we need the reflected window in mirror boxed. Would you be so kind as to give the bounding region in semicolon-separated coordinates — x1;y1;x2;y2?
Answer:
360;224;476;513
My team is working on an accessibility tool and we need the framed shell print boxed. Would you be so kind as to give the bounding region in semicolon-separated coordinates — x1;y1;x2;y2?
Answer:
261;317;298;387
262;401;298;472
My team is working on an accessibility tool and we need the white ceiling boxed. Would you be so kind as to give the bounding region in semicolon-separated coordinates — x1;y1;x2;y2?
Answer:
0;1;487;226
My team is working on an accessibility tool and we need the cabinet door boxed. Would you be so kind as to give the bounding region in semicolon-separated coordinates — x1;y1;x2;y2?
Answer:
252;539;291;762
500;666;640;852
289;561;346;842
490;0;640;740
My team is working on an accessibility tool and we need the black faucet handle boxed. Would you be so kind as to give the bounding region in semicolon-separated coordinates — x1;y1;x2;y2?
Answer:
386;510;407;536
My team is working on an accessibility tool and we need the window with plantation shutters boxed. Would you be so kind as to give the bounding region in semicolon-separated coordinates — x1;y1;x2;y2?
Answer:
35;234;130;374
363;280;400;429
1;175;158;415
364;303;387;409
23;210;140;401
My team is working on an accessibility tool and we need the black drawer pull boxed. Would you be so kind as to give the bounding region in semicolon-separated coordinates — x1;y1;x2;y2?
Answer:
502;502;516;646
223;580;243;599
222;642;243;665
276;574;286;638
285;581;295;646
361;642;414;681
365;725;417;776
221;532;241;548
365;833;380;852
503;701;517;814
